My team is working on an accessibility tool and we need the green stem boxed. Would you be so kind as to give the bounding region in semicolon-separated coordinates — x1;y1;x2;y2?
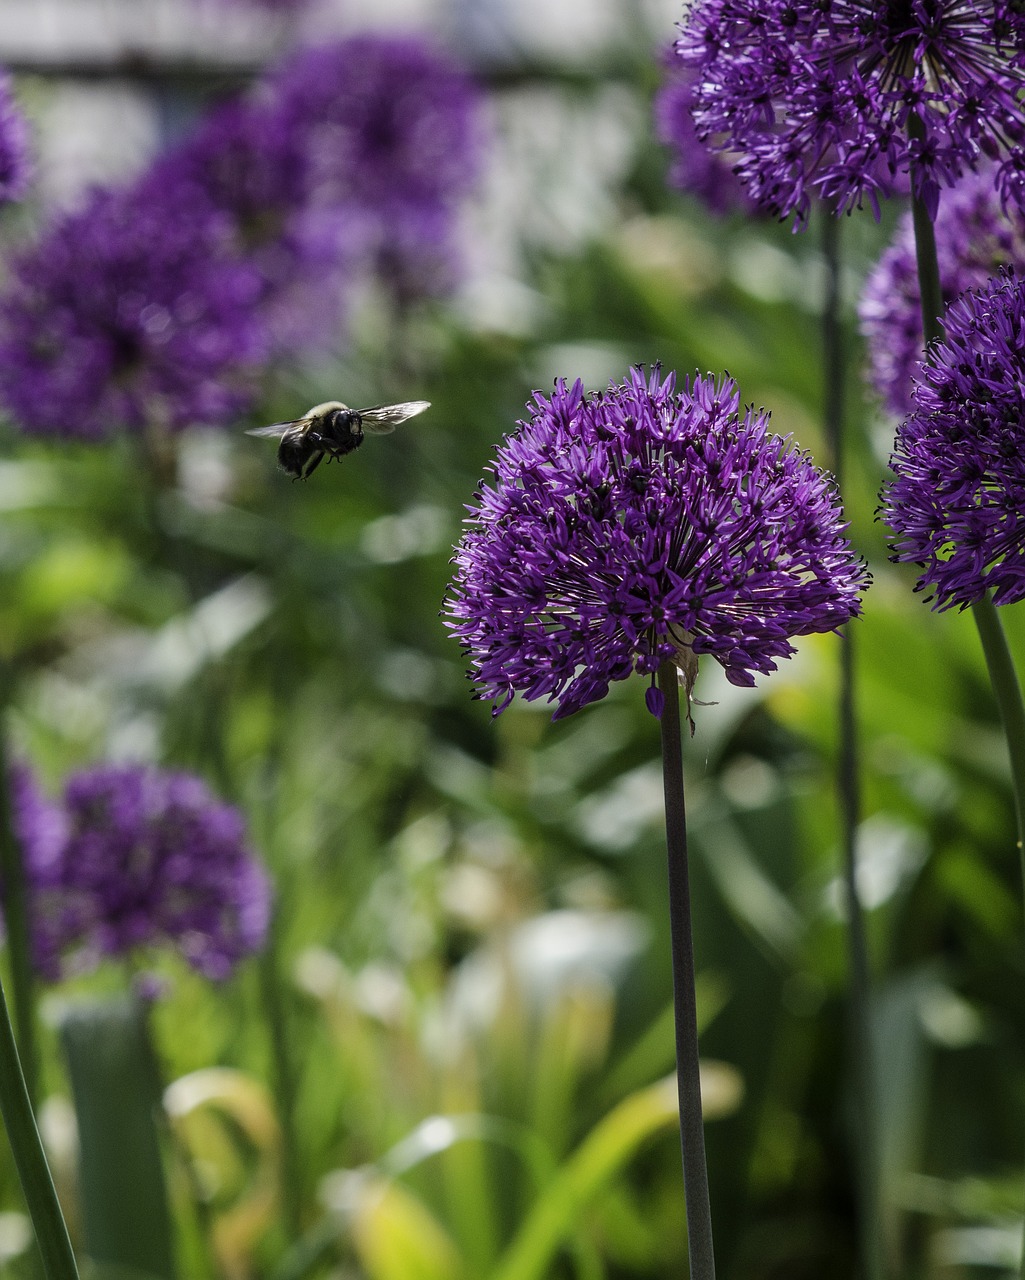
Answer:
0;713;38;1107
972;594;1025;1280
259;915;304;1242
657;660;715;1280
909;174;1025;1280
969;594;1025;922
820;210;884;1280
0;970;79;1278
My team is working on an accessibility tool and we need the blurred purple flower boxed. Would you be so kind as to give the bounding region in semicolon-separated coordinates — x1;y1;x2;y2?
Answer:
860;167;1025;419
12;763;271;982
446;367;868;720
654;55;760;217
10;763;67;894
269;34;485;298
271;34;482;211
208;0;312;12
883;271;1025;610
0;72;30;204
674;0;1025;228
145;96;356;356
0;184;266;439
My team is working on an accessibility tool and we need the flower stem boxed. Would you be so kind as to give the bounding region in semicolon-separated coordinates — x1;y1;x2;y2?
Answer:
910;199;943;351
910;175;1025;1280
973;594;1025;1280
821;209;885;1280
657;659;715;1280
970;594;1025;926
0;714;38;1107
0;970;79;1279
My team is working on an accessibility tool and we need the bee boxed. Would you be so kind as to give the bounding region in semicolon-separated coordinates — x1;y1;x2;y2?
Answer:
247;399;431;480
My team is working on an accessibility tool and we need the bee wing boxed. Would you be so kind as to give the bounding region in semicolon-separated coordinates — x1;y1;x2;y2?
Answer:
357;400;431;435
246;420;307;440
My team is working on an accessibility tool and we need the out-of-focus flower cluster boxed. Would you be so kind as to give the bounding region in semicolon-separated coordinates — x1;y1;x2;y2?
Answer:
446;366;869;721
860;167;1025;419
0;34;486;440
673;0;1025;227
654;54;761;218
10;763;270;983
882;271;1025;611
0;188;266;439
0;71;30;205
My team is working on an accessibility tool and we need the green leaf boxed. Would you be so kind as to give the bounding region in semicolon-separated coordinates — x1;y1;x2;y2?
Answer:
58;996;175;1280
344;1171;468;1280
488;1076;681;1280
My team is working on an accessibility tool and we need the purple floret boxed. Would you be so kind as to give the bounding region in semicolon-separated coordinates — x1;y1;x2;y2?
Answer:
674;0;1025;228
446;367;869;720
0;183;266;439
10;763;271;982
883;271;1025;611
860;166;1025;418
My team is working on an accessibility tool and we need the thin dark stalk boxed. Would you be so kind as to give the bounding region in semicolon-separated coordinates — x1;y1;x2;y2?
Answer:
0;710;38;1107
970;595;1025;940
820;210;884;1280
908;175;1025;1280
908;186;943;351
657;659;715;1280
0;971;79;1279
971;593;1025;1280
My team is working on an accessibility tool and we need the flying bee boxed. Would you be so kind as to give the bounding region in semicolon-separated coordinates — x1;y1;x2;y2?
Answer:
247;399;431;480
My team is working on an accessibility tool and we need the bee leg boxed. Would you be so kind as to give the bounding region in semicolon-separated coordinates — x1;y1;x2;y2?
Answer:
302;450;326;480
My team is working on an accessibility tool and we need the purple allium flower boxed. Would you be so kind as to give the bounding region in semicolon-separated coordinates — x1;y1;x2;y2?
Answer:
0;183;266;439
0;72;30;204
11;764;270;982
446;367;869;720
883;270;1025;610
654;55;761;217
9;764;67;896
144;95;355;356
860;166;1025;418
271;34;482;212
674;0;1025;228
268;34;484;297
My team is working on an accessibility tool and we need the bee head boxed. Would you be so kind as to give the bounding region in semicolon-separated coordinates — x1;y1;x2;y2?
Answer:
326;406;364;444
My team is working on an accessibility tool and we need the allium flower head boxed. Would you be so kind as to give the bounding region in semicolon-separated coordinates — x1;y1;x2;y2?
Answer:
654;55;762;217
0;72;30;204
145;96;354;356
860;166;1025;418
883;270;1025;610
0;183;266;439
11;764;271;982
148;96;310;249
675;0;1025;227
446;367;869;720
271;35;483;212
269;35;484;297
